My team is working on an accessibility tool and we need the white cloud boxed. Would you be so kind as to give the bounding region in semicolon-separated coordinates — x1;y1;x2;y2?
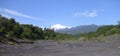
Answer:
74;10;98;17
0;14;11;18
0;8;39;20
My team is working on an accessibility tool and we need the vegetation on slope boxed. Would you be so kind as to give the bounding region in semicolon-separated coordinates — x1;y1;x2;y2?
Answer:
0;15;120;44
80;24;120;42
0;15;75;44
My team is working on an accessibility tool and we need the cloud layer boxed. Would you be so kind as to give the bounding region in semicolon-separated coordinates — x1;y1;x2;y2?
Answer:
74;10;98;17
0;13;11;18
0;8;39;20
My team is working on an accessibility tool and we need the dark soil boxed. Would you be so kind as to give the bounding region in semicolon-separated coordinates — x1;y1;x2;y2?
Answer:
0;40;120;56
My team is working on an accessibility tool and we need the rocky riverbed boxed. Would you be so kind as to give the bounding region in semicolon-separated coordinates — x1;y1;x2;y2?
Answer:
0;40;120;56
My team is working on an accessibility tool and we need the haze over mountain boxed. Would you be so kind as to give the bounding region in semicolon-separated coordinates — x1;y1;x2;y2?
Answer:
56;24;99;35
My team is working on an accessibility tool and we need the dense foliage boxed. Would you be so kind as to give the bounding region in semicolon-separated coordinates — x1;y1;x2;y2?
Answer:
81;24;120;41
0;15;74;44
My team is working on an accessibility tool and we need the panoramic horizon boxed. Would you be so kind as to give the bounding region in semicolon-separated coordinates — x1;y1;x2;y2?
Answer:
1;0;120;56
0;0;120;28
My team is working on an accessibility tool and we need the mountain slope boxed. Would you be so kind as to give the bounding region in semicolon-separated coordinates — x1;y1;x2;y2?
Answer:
56;24;99;35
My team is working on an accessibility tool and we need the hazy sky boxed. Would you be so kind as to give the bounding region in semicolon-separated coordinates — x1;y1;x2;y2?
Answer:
0;0;120;27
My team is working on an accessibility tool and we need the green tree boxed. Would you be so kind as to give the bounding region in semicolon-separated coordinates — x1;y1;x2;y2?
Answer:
7;31;14;38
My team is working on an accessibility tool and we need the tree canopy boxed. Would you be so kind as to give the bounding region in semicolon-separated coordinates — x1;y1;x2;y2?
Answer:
0;15;74;44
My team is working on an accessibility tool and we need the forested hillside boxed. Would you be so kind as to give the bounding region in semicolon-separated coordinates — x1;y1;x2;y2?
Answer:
0;15;74;44
0;15;120;44
81;24;120;41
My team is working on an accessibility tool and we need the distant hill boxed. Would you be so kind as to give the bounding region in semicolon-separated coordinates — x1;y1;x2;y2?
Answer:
56;24;99;35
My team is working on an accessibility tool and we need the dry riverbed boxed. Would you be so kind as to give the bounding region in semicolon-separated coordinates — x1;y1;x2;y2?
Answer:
0;40;120;56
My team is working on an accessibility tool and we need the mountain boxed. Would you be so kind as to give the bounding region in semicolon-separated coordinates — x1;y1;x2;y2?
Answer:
56;24;99;35
50;24;71;30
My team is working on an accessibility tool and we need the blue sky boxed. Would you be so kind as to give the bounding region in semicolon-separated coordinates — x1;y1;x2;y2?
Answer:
0;0;120;28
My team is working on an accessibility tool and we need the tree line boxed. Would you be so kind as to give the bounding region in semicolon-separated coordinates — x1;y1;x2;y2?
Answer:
1;15;120;44
80;23;120;41
0;15;74;44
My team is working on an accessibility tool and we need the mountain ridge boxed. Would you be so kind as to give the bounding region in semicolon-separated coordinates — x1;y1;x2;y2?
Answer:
56;24;99;35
